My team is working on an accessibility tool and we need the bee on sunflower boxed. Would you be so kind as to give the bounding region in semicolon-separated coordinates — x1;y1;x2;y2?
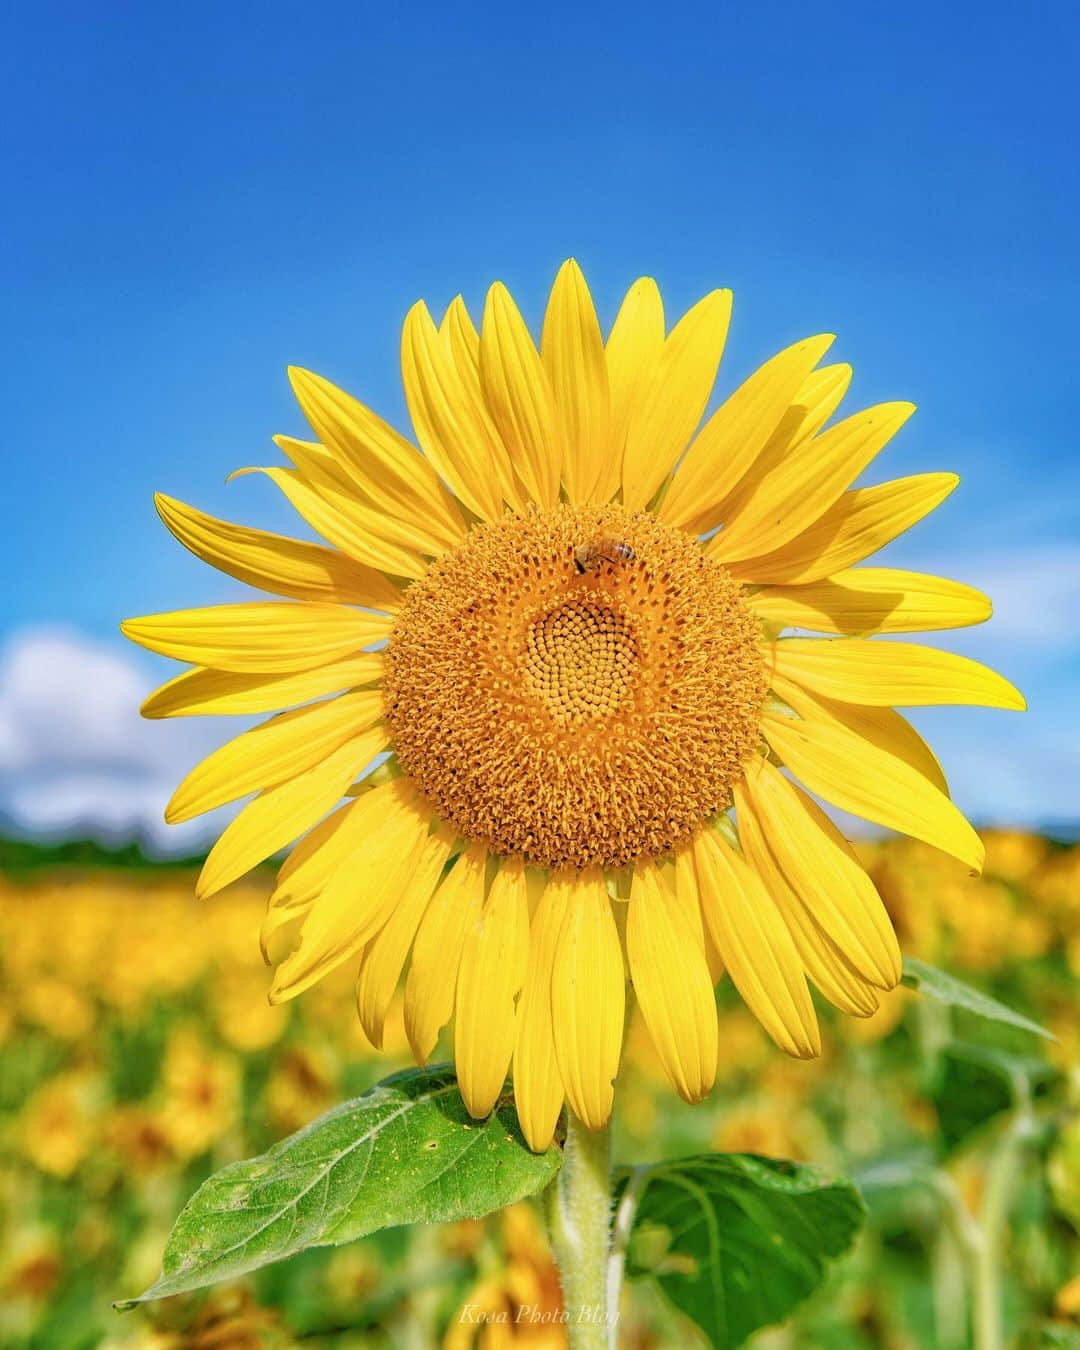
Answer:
123;260;1023;1161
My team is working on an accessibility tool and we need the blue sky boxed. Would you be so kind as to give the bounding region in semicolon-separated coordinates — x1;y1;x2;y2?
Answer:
2;1;1077;842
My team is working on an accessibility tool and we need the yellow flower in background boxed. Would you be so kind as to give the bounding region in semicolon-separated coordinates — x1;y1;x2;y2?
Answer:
103;1106;177;1176
445;1203;565;1349
213;969;289;1052
123;261;1024;1150
21;1072;102;1178
265;1042;338;1135
710;1100;820;1160
1;1225;63;1303
160;1027;240;1158
18;976;95;1043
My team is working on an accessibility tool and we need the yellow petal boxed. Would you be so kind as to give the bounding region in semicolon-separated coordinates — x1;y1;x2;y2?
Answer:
439;297;525;511
727;473;959;585
768;637;1026;709
708;402;916;563
749;568;992;635
769;673;948;794
154;493;400;611
287;366;463;544
738;758;902;988
762;709;985;871
401;301;505;521
262;783;400;962
273;437;453;563
480;282;561;508
550;870;624;1128
122;602;390;674
775;361;854;443
404;843;487;1065
141;654;383;720
229;464;427;580
692;828;820;1057
603;277;664;503
512;874;573;1151
355;830;454;1049
659;335;835;530
627;862;718;1102
455;857;530;1118
271;798;366;913
673;358;850;537
166;690;383;823
541;259;611;504
674;844;725;982
443;293;481;366
259;902;307;967
621;289;732;511
734;800;880;1016
197;727;387;898
270;781;430;1001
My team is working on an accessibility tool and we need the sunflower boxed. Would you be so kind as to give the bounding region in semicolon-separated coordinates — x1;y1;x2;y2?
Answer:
123;261;1024;1151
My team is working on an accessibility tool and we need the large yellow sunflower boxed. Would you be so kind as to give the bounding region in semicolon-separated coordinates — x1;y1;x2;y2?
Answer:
123;261;1024;1151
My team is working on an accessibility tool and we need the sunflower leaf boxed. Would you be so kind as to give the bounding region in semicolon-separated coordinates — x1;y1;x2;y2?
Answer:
901;957;1054;1040
618;1153;865;1348
115;1065;560;1307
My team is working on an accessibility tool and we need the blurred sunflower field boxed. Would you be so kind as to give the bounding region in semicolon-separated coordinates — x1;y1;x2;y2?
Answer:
1;829;1077;1349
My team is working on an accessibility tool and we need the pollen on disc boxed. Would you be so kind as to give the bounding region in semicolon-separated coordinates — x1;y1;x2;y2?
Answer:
382;503;767;870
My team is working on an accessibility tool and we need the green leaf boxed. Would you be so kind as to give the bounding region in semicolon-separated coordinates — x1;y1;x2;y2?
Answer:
931;1045;1015;1151
901;957;1054;1040
931;1043;1059;1153
117;1065;560;1307
619;1153;865;1348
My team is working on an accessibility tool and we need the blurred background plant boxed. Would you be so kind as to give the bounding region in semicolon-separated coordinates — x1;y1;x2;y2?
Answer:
0;828;1076;1348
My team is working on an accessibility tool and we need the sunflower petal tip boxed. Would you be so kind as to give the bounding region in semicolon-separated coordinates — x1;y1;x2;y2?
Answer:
194;870;223;901
522;1122;556;1153
459;1093;493;1123
162;798;186;827
286;365;319;398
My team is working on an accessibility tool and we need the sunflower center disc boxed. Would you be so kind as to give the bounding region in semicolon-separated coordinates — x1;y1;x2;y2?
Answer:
383;503;767;870
526;598;639;724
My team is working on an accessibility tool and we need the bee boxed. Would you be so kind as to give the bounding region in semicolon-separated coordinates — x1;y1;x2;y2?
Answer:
573;535;636;574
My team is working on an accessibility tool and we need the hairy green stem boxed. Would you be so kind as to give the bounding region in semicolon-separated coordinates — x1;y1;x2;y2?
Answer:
546;1113;615;1349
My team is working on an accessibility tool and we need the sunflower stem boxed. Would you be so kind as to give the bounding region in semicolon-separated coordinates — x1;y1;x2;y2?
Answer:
546;1112;615;1349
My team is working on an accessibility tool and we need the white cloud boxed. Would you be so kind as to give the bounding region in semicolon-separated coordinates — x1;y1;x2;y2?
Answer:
879;541;1080;653
947;545;1080;645
0;627;235;853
